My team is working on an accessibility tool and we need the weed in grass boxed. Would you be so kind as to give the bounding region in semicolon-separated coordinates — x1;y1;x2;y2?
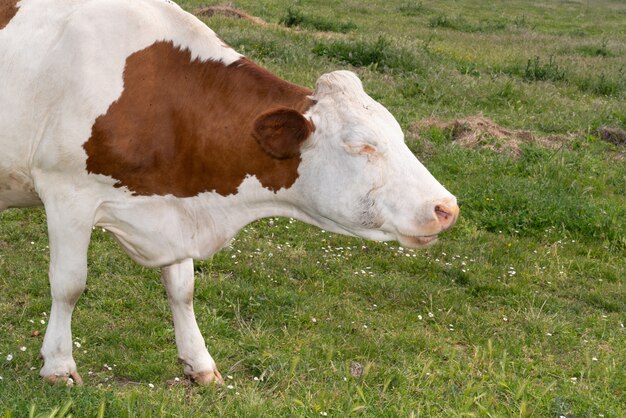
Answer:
428;14;508;33
312;36;423;74
429;14;470;31
512;15;532;30
313;36;389;69
490;79;523;104
237;39;280;60
576;71;625;97
458;62;480;77
398;2;425;16
523;56;567;82
574;39;613;57
279;8;356;33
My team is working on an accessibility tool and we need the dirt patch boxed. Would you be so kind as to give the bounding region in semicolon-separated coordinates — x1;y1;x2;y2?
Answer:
597;126;626;145
194;5;267;26
412;115;567;156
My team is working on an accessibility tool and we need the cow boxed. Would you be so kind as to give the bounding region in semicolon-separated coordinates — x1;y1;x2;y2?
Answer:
0;0;459;385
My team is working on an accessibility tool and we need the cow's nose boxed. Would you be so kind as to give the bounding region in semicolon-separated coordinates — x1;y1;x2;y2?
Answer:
434;201;459;230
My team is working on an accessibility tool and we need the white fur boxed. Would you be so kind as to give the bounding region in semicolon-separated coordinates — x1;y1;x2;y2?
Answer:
0;0;456;383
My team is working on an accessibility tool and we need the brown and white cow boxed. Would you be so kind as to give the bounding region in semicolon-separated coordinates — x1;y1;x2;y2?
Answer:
0;0;458;384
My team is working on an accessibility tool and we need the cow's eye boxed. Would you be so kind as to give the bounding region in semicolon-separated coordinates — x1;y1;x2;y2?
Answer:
343;141;380;157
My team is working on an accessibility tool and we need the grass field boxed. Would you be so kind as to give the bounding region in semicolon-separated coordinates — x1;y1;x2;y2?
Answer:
1;0;625;416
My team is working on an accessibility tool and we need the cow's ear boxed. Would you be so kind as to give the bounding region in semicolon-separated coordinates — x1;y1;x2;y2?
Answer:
252;108;314;159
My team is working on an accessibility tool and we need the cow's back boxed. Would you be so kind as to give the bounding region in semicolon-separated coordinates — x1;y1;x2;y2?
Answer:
0;0;240;209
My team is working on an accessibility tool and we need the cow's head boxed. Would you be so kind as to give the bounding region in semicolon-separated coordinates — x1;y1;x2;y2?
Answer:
253;71;458;248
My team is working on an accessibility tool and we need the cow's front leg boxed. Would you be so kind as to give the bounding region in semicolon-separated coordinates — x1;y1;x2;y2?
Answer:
39;205;92;385
162;258;222;384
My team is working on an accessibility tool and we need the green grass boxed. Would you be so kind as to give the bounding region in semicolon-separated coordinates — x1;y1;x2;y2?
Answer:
280;8;356;33
1;0;625;416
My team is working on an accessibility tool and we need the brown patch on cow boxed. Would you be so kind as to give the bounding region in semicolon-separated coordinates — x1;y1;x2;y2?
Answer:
412;115;567;157
84;41;314;197
0;0;19;30
194;5;267;26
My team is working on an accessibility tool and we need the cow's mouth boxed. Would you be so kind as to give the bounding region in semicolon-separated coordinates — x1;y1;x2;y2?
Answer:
396;233;438;248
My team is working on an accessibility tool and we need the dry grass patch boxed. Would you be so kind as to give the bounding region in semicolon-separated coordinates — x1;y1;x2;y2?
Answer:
194;5;267;26
597;126;626;145
412;115;568;156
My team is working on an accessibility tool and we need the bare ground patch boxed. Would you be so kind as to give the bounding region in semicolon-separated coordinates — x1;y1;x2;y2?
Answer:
194;5;267;26
411;115;569;157
597;126;626;145
192;4;346;39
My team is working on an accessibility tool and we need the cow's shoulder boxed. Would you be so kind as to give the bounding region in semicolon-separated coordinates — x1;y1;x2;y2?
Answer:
83;41;313;198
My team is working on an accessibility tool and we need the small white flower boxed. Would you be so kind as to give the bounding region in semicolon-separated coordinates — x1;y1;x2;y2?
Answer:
503;317;508;322
592;357;598;361
20;346;26;352
227;384;234;390
74;342;81;348
363;324;368;329
546;332;552;336
0;376;3;380
6;354;13;361
40;320;45;324
311;317;317;323
428;312;434;318
148;383;154;388
418;315;423;320
253;376;259;381
174;377;180;382
320;413;328;416
227;375;233;380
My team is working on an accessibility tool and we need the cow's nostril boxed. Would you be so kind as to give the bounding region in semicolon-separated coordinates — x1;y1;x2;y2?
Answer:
434;203;459;229
435;205;450;220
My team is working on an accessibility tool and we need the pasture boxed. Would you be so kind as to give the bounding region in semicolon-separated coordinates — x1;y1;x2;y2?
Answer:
1;0;624;416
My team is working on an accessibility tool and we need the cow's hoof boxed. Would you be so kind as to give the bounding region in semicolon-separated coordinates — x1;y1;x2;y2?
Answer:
190;369;223;385
42;371;83;386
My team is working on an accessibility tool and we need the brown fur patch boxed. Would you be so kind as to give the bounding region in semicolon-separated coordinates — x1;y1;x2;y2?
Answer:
84;41;314;197
0;0;19;30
